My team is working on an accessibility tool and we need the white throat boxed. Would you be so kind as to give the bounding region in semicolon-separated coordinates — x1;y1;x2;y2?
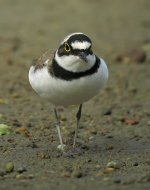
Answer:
55;50;96;72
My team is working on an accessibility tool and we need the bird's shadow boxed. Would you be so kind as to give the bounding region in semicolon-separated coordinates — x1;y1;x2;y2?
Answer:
35;133;150;159
59;134;149;158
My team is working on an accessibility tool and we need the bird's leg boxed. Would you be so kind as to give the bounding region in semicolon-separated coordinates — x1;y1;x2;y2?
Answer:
73;104;82;148
54;108;65;151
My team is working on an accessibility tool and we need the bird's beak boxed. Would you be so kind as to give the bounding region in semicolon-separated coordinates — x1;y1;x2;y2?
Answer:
78;52;87;62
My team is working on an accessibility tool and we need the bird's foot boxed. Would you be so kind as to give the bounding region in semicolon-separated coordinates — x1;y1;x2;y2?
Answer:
57;144;66;152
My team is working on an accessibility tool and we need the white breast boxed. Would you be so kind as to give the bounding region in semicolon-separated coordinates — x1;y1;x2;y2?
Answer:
29;58;108;106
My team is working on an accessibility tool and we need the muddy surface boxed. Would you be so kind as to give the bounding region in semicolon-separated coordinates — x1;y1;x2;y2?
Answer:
0;0;150;190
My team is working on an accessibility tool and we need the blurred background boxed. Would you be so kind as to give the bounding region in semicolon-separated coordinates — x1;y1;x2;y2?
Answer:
0;0;149;110
0;0;150;190
0;0;150;59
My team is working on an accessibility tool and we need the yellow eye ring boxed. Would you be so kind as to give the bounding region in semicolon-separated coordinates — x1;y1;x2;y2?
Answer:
64;43;71;52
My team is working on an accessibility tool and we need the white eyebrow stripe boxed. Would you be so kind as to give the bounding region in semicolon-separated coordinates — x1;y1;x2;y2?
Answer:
71;41;91;50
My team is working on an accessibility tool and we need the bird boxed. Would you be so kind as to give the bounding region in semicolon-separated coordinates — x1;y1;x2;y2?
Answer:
29;32;109;151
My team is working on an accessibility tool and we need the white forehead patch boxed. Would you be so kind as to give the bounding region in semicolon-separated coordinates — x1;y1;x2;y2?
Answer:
71;41;91;50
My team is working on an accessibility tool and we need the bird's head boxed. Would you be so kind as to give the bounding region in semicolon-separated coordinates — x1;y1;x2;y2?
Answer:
54;33;96;72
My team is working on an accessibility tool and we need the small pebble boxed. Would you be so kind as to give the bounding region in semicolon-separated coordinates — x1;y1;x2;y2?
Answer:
81;144;89;150
106;161;120;169
0;170;7;177
88;159;92;163
103;177;110;181
113;178;121;184
11;119;21;127
16;174;34;179
37;151;50;159
16;174;26;179
85;113;91;118
106;145;114;150
125;119;139;125
90;129;97;135
28;174;34;179
103;109;112;115
95;172;104;177
60;114;67;121
5;162;14;173
133;162;139;166
17;166;27;173
95;164;101;169
89;136;94;140
72;171;83;178
106;135;113;139
16;127;32;138
104;168;115;173
7;138;14;143
30;142;38;148
61;171;71;178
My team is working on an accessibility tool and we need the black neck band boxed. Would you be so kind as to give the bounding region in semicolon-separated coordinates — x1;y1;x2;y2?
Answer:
49;56;100;81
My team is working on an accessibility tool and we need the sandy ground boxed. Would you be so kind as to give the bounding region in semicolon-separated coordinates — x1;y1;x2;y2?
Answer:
0;0;150;189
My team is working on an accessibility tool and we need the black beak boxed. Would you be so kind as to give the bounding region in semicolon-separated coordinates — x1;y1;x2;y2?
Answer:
78;52;87;62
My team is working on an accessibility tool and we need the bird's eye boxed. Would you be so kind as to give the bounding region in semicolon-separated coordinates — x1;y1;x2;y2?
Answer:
64;43;71;52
